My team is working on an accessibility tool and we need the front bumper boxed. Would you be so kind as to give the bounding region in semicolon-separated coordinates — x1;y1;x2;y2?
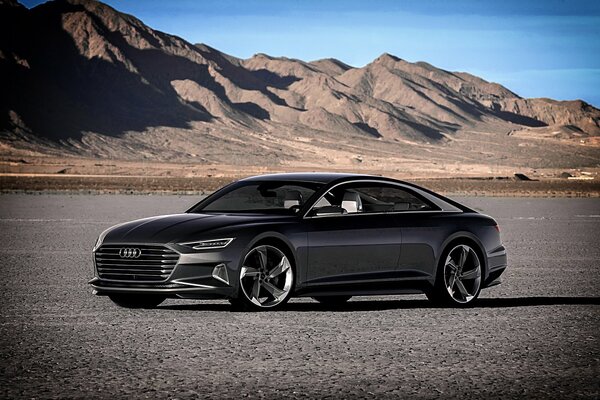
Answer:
89;278;234;299
89;244;239;299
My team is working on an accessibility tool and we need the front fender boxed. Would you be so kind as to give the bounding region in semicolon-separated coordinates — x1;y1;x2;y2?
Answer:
238;230;307;293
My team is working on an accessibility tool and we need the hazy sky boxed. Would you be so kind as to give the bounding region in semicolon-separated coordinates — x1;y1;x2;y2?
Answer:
23;0;600;106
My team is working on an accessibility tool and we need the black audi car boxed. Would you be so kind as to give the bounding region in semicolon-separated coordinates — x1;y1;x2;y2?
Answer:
89;173;507;310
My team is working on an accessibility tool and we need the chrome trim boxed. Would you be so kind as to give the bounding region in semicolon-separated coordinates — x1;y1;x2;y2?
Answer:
95;242;179;250
212;263;230;285
94;243;180;283
90;284;217;294
171;280;219;289
306;209;461;219
118;248;141;258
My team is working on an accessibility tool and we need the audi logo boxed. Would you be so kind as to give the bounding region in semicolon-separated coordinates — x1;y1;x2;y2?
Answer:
119;248;141;258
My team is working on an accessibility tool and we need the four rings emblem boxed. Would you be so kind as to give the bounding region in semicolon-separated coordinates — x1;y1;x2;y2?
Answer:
119;248;141;258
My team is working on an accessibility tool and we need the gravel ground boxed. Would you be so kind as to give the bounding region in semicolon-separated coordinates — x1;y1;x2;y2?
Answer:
2;175;600;197
0;194;598;399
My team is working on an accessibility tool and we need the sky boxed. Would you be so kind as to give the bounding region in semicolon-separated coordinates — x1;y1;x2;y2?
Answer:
22;0;600;107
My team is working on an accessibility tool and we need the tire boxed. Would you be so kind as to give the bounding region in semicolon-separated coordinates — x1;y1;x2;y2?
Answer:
108;294;166;309
427;242;482;307
312;295;352;306
230;244;295;311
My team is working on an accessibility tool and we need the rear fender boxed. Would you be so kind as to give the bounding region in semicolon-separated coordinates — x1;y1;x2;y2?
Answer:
434;231;488;284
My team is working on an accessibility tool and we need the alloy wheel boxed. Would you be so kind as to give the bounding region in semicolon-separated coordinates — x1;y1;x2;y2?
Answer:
239;245;293;308
443;244;482;304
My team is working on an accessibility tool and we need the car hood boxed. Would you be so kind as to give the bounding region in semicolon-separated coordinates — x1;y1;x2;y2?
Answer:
102;213;294;244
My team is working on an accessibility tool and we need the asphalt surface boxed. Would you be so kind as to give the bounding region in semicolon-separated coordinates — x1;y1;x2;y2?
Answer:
0;194;598;399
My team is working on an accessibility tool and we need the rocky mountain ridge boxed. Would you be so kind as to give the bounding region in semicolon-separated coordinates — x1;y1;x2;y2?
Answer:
1;0;599;170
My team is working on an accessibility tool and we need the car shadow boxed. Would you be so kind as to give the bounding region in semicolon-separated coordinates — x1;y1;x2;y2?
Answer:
158;296;600;312
475;296;600;308
159;303;232;311
281;296;600;312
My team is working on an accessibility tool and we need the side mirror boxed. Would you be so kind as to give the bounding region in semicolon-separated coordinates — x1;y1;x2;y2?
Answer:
308;206;347;217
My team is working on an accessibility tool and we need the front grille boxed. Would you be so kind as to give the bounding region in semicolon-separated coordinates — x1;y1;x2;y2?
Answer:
95;245;179;282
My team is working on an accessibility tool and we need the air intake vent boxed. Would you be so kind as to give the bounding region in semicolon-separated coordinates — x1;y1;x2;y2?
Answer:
95;245;179;282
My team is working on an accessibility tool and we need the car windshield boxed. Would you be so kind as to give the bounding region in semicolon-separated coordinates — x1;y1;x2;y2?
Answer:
192;181;323;213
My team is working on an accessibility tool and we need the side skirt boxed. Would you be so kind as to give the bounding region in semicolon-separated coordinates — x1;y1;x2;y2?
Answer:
295;279;432;297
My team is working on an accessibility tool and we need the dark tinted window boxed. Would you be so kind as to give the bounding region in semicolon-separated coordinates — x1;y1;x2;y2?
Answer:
198;182;321;213
312;182;435;214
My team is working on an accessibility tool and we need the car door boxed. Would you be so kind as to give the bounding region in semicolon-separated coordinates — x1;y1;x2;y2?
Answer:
389;186;451;278
392;212;442;278
304;182;402;286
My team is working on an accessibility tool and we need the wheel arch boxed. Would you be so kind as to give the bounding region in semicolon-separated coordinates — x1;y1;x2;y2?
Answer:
436;232;488;282
243;232;299;288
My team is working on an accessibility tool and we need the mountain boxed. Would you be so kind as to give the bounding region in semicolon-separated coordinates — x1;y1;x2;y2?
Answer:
1;0;599;172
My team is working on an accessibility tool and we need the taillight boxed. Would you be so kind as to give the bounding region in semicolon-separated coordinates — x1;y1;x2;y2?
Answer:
494;225;500;232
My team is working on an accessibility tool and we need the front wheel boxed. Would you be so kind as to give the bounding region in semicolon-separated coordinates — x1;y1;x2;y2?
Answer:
108;294;166;309
230;244;294;311
427;243;482;307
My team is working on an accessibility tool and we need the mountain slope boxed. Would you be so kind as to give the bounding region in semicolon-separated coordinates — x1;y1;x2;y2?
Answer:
1;0;599;170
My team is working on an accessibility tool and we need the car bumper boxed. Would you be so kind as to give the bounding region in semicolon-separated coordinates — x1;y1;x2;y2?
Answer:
483;245;508;288
89;278;235;299
89;244;240;299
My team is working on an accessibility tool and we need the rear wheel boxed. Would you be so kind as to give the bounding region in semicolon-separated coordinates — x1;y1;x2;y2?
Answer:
312;295;352;306
230;244;294;311
108;294;166;309
427;243;482;307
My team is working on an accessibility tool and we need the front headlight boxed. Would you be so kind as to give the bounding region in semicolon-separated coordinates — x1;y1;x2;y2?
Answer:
179;238;234;250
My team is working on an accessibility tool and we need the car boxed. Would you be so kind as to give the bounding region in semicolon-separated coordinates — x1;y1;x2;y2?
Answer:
89;173;507;310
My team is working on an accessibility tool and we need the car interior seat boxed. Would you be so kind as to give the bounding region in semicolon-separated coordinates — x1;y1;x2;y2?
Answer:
393;202;410;211
284;190;303;208
341;191;363;213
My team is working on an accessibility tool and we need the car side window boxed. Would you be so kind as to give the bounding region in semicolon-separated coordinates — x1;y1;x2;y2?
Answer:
310;182;434;215
357;185;432;212
201;183;319;212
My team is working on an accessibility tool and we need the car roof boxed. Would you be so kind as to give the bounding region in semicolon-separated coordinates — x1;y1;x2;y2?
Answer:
240;172;377;184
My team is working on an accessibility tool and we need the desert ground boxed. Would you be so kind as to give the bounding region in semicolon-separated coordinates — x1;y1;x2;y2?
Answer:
1;155;599;197
0;194;598;399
